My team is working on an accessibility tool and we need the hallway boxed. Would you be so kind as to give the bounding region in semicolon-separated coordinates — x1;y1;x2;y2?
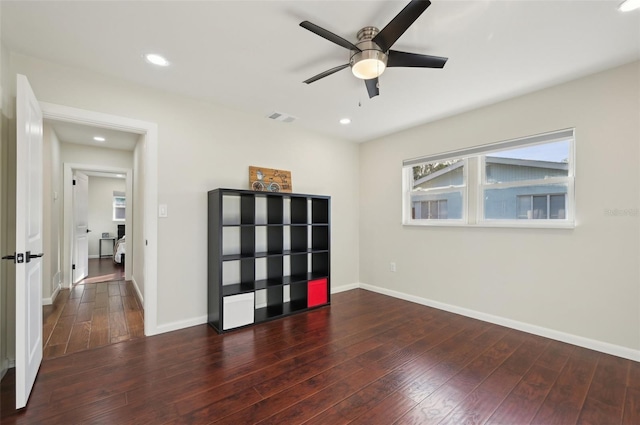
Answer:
42;259;144;359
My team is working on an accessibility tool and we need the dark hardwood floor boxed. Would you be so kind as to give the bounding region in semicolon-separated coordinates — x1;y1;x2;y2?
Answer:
42;258;143;359
1;289;638;424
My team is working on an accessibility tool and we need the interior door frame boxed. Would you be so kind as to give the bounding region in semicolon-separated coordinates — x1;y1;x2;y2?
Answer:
40;101;159;337
64;165;133;283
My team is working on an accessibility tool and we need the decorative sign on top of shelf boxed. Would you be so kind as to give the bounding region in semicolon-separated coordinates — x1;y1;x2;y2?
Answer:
249;166;292;192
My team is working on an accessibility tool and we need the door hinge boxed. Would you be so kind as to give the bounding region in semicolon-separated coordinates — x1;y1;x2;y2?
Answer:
72;264;76;270
73;179;76;185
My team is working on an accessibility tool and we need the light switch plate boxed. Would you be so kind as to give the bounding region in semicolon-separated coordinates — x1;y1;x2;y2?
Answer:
159;204;168;217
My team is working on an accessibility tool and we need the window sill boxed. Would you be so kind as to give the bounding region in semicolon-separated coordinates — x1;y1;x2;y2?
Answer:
403;220;576;229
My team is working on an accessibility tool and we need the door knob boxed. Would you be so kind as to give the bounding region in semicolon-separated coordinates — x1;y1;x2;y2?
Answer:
25;251;44;263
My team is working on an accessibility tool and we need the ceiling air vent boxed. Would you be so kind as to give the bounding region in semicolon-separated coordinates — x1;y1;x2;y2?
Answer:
267;111;297;123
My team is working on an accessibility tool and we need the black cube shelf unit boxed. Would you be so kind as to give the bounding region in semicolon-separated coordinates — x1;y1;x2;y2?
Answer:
208;188;331;333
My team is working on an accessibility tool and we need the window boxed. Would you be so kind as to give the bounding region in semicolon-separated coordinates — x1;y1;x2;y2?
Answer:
403;129;575;227
516;194;566;219
406;159;466;222
113;191;126;222
414;200;448;219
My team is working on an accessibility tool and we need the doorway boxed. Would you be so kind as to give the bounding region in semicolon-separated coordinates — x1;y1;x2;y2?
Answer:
40;101;159;337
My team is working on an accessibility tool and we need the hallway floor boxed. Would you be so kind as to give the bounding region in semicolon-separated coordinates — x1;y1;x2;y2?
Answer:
42;259;144;359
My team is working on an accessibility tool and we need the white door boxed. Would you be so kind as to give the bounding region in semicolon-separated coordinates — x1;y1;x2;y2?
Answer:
72;171;89;283
15;74;44;409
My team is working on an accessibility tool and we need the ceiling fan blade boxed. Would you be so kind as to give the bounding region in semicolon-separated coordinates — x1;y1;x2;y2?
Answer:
365;78;379;98
300;21;361;52
372;0;431;52
303;64;350;84
387;50;447;68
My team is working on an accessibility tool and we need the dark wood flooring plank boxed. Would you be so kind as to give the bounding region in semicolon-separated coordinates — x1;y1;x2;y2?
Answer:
80;286;96;303
486;363;559;424
75;301;94;323
531;348;599;425
66;322;91;354
394;329;521;424
623;387;640;425
577;353;629;425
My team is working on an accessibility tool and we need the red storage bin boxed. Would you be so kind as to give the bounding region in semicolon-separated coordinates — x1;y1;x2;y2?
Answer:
308;278;328;307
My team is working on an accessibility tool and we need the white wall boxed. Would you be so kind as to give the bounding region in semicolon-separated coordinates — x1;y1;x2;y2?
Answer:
0;1;8;376
132;136;144;299
87;176;125;257
42;123;62;302
9;53;361;330
359;61;640;357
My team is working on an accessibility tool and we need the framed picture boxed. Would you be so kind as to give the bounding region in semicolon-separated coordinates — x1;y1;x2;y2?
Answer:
249;166;292;192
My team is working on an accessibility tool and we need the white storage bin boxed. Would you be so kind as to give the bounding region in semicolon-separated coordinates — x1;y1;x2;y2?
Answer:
223;293;255;330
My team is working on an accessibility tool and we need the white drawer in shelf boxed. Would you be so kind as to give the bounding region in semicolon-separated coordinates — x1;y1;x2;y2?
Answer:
223;293;255;330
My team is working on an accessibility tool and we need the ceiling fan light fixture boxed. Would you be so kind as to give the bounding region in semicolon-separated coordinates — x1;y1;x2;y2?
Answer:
619;0;640;11
351;50;387;80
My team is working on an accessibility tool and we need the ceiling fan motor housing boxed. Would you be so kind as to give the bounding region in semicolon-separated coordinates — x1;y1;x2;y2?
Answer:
350;26;388;79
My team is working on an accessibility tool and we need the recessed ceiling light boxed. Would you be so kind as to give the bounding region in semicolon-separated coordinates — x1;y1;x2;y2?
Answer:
619;0;640;12
116;174;124;178
144;53;170;67
93;136;106;142
339;118;351;125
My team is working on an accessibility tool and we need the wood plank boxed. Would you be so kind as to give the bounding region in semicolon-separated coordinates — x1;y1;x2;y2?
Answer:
108;311;128;340
66;322;91;354
531;348;599;424
624;387;640;425
75;301;95;323
46;314;75;346
108;295;124;313
577;353;628;424
108;282;121;297
80;286;96;303
94;291;109;308
486;363;560;425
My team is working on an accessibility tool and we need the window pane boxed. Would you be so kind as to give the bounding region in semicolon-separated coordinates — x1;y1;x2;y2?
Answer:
485;140;570;183
484;184;567;220
550;194;566;219
114;196;126;207
516;196;532;219
532;196;548;219
115;207;126;220
412;191;462;220
413;160;464;189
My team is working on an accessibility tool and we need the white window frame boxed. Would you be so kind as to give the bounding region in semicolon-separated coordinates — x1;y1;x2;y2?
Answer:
403;128;575;229
113;194;126;222
402;158;468;226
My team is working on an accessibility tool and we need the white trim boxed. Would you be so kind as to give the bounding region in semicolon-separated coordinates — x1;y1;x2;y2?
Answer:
331;283;360;294
42;283;61;306
358;283;640;362
40;102;159;337
130;276;144;305
88;255;100;259
155;315;208;334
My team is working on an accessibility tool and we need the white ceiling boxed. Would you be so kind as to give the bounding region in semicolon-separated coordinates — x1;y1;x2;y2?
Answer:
46;119;139;151
3;1;640;143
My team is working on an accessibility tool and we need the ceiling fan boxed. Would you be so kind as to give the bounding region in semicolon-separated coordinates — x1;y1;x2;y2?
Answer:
300;0;448;99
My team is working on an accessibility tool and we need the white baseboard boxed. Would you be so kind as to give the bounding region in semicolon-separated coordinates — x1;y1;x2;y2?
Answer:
131;276;144;305
42;283;62;305
89;254;100;259
150;281;365;336
155;315;208;334
359;283;640;362
331;283;360;294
